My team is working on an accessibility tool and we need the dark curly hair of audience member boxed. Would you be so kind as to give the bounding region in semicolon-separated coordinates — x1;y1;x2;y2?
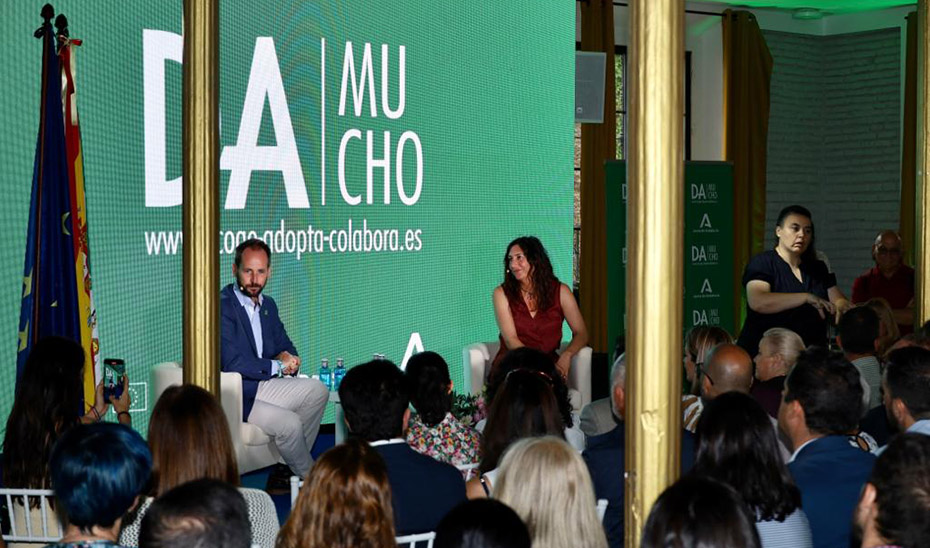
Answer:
486;347;573;428
641;476;761;548
406;351;453;427
784;346;863;435
501;236;558;312
479;368;565;473
339;360;408;441
277;439;395;548
693;392;802;522
147;384;239;496
140;479;250;548
435;499;530;548
2;336;85;492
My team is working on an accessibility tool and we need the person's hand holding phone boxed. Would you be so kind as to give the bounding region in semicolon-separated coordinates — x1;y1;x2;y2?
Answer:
111;374;132;425
84;380;110;423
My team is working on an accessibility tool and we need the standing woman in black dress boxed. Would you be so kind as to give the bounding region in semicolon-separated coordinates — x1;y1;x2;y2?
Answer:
736;205;852;358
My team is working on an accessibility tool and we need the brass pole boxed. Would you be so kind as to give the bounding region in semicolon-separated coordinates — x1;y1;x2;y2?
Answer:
625;0;685;546
918;0;930;325
182;0;220;395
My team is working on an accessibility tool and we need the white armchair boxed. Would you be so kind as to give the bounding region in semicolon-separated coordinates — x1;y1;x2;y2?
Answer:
461;342;592;413
151;362;282;475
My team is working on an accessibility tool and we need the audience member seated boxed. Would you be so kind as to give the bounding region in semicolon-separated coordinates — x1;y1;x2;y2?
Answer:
853;434;930;548
863;297;902;358
582;353;695;548
434;500;530;548
686;343;754;433
837;306;883;410
2;337;130;545
46;423;151;548
138;479;250;548
693;392;813;547
466;368;565;498
778;347;876;548
495;437;607;548
482;347;582;449
680;326;733;433
339;359;465;535
579;354;624;440
404;351;480;469
751;327;805;418
277;439;395;548
851;230;914;335
641;476;761;548
119;385;278;548
880;346;930;448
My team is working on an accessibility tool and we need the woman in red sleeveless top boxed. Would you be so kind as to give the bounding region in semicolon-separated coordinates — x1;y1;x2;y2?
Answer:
492;236;588;378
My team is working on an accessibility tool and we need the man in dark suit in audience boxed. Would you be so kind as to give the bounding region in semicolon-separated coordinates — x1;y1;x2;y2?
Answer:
339;359;466;535
778;347;876;548
582;354;695;548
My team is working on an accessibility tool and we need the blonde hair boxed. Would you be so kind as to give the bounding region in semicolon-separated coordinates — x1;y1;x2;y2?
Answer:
761;328;806;371
864;298;901;357
495;437;607;548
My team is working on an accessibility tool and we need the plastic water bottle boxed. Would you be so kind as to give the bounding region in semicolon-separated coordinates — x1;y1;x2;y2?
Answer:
334;358;346;389
319;358;332;390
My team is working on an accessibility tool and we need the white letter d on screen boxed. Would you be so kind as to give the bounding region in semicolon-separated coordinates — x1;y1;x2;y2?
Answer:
143;30;183;207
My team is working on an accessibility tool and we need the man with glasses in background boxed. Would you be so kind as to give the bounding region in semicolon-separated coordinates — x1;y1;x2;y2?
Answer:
852;230;914;334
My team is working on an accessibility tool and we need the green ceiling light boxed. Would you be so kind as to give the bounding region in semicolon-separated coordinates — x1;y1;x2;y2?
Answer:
792;7;824;19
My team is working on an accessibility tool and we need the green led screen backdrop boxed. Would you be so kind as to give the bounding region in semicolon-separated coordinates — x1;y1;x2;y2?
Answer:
0;1;574;434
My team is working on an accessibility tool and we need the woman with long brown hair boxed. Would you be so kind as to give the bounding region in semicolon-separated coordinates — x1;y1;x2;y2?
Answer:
492;236;587;378
119;385;279;548
277;439;395;548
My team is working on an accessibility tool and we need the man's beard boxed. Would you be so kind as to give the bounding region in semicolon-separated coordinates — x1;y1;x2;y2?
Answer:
237;278;265;298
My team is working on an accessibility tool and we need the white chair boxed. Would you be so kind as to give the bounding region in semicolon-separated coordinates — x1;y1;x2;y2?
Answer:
396;531;436;548
0;488;60;543
454;462;480;481
462;342;593;413
289;475;304;507
151;362;282;475
596;498;608;522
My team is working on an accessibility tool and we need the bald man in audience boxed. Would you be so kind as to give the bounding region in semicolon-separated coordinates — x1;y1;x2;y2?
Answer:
851;231;914;334
697;344;791;461
683;344;753;432
700;344;754;400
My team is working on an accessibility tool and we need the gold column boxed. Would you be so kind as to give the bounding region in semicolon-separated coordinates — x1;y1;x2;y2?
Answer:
918;0;930;325
625;0;685;546
182;0;220;395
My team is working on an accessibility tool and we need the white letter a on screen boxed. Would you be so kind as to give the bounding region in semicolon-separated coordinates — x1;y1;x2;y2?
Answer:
400;332;424;371
221;37;308;209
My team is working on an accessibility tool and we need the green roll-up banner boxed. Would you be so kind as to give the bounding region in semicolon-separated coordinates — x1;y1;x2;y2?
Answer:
605;161;735;350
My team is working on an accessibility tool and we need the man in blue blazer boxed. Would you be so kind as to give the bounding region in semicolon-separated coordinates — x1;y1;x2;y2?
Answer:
779;347;876;548
220;239;328;485
339;360;466;535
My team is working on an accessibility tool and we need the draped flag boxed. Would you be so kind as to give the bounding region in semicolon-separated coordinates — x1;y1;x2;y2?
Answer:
18;6;98;410
60;21;100;407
